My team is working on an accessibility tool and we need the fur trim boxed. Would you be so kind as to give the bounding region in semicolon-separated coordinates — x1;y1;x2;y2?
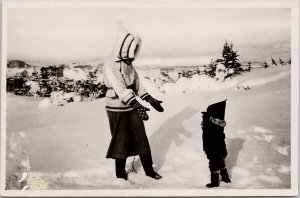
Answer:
209;116;226;127
128;37;141;59
119;89;135;103
140;93;150;100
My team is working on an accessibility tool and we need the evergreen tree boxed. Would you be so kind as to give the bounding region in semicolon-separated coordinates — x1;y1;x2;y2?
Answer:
279;58;285;65
271;57;277;66
246;61;252;72
221;41;242;75
262;61;269;68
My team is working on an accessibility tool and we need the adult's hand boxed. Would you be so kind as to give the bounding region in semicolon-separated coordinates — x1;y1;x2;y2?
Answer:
144;95;164;112
130;99;150;121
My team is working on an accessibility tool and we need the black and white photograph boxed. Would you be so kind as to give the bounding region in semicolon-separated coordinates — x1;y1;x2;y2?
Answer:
1;0;299;196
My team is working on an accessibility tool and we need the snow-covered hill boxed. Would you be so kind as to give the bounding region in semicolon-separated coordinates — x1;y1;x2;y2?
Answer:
6;65;291;191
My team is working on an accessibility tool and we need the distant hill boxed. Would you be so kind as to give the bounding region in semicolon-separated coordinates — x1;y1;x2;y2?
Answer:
7;58;105;69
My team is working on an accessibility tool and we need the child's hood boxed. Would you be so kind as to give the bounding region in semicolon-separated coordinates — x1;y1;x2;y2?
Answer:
205;100;227;120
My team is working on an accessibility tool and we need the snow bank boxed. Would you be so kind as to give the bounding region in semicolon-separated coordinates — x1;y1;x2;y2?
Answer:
64;68;87;81
25;81;39;95
39;91;82;108
238;69;290;88
152;75;238;95
140;65;291;95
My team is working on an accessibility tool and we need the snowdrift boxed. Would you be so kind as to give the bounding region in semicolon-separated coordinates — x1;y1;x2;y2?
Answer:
139;66;291;95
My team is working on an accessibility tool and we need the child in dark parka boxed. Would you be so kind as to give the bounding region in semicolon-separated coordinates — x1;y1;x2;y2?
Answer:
201;100;231;188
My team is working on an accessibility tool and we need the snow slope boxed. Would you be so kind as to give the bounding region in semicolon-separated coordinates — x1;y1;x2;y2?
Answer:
6;66;291;190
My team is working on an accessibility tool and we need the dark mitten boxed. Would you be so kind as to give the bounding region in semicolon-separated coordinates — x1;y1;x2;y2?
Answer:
130;99;150;121
144;95;164;112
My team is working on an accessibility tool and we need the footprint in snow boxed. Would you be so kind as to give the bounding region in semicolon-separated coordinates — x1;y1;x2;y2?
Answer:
274;145;289;156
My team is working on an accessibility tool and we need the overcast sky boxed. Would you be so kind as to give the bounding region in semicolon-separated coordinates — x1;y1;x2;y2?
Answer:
7;7;291;65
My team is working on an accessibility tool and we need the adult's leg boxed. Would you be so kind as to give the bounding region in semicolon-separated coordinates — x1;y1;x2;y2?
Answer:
140;153;162;180
115;158;128;180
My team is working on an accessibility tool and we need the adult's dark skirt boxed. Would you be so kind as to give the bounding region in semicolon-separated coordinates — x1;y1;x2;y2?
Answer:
106;110;151;159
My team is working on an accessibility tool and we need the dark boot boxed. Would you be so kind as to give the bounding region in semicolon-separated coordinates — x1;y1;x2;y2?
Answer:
206;172;219;188
140;154;162;180
115;159;128;180
220;168;231;183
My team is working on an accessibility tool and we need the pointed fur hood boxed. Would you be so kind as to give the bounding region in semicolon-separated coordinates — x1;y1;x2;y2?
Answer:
111;24;141;63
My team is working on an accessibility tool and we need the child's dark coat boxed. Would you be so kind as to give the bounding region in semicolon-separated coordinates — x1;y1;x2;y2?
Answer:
201;100;228;172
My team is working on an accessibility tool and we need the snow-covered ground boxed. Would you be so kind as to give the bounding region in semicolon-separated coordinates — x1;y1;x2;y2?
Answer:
6;65;291;190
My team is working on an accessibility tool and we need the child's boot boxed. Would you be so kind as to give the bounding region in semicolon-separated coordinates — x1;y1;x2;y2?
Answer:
206;171;219;188
220;168;231;183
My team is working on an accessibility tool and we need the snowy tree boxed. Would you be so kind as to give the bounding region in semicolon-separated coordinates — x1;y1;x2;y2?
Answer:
287;58;291;65
221;41;242;76
206;59;218;77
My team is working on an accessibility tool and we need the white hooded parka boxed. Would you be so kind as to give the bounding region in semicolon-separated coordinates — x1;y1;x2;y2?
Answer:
103;26;149;112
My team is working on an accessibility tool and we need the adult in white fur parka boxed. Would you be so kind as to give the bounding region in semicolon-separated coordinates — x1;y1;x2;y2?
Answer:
103;25;163;180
